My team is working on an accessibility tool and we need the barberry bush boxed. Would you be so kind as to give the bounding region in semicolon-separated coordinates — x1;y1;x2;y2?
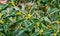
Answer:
0;0;60;36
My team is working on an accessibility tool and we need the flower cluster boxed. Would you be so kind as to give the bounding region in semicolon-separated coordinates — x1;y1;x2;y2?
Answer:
0;0;60;36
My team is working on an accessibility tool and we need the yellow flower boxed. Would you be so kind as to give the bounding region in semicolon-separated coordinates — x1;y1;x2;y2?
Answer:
36;22;39;27
12;18;16;23
20;26;23;29
39;29;43;35
45;6;49;10
0;20;4;24
0;13;2;18
39;29;43;33
56;21;60;24
16;12;21;15
54;33;57;36
46;24;51;29
26;14;31;19
6;12;10;14
27;6;31;10
11;2;15;6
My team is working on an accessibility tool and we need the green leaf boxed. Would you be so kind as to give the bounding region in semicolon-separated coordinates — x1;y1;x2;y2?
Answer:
44;17;51;23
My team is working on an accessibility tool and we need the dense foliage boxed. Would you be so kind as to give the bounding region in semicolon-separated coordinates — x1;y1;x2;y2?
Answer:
0;0;60;36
